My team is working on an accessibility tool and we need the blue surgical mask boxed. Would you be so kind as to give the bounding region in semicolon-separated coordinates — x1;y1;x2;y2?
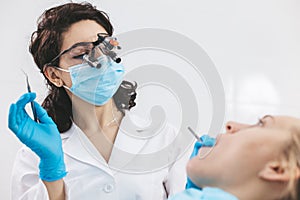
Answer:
58;55;125;106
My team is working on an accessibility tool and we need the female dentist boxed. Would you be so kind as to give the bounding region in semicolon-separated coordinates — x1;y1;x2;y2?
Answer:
8;2;187;200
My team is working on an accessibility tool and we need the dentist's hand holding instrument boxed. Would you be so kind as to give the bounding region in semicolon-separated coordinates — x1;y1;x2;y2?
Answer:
8;73;67;182
185;127;216;189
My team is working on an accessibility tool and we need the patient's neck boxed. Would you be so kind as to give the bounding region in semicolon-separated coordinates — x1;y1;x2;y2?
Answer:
223;178;284;200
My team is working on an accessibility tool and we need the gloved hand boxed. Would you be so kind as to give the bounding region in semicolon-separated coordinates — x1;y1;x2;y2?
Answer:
8;92;67;181
185;135;216;189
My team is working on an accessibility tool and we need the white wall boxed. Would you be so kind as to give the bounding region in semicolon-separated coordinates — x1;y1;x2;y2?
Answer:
1;0;300;199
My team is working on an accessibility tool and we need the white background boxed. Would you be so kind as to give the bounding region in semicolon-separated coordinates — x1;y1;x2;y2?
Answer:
1;0;300;199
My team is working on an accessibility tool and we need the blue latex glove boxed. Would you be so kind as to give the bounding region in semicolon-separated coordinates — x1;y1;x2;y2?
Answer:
185;135;216;189
8;92;67;181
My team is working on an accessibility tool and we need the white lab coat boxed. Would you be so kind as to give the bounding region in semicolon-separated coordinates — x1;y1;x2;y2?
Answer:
11;114;191;200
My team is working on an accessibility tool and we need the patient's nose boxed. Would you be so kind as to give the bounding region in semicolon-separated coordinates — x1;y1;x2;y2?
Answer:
225;121;250;134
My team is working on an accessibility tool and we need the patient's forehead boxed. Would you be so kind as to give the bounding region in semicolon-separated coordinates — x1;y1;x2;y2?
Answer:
267;116;300;131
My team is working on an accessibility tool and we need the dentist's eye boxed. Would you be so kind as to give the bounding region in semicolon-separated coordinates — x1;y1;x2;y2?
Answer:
73;54;85;60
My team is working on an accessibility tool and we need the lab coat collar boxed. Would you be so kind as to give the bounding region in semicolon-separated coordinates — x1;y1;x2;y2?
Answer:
62;123;115;177
61;114;149;176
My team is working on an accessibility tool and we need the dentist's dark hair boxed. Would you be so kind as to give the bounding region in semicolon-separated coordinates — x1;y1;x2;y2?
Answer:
29;2;137;132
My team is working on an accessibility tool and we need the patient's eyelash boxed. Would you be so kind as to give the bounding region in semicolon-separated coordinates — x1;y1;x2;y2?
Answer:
256;118;265;127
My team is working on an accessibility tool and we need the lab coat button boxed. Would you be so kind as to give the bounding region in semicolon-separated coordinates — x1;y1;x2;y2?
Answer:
103;183;114;193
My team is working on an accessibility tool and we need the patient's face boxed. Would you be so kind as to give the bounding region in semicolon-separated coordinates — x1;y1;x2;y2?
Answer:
186;115;300;189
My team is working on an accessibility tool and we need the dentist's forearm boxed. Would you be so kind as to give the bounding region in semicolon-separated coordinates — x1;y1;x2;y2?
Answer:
43;179;65;200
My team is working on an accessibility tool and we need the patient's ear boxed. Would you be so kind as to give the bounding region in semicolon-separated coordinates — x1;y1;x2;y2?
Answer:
259;161;300;182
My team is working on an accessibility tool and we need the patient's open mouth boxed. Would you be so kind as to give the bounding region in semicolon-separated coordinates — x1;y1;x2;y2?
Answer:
198;134;222;159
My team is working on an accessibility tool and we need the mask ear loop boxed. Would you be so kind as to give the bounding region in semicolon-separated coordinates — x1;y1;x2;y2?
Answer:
42;65;71;92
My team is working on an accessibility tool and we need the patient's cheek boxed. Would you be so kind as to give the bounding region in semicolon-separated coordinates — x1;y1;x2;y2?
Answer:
186;157;201;179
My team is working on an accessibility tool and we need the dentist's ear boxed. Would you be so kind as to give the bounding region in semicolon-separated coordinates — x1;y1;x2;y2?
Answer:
43;66;64;87
259;160;300;182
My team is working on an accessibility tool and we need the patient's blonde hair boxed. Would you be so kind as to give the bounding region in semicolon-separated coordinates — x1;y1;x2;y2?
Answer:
281;127;300;200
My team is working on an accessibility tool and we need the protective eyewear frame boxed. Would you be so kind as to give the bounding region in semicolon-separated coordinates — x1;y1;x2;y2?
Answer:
43;33;120;70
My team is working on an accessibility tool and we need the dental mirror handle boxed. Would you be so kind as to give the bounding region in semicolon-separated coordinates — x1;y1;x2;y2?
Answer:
188;126;200;141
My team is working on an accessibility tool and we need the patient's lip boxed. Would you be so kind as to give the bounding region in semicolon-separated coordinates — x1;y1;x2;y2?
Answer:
197;134;223;159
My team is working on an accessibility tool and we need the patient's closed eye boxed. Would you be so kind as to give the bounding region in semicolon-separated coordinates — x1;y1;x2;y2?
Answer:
256;119;265;127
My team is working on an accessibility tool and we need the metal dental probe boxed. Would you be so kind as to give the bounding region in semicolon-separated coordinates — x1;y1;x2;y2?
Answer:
21;70;38;122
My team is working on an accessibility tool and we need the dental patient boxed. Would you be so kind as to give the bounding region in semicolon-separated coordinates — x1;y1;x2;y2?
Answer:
169;115;300;200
